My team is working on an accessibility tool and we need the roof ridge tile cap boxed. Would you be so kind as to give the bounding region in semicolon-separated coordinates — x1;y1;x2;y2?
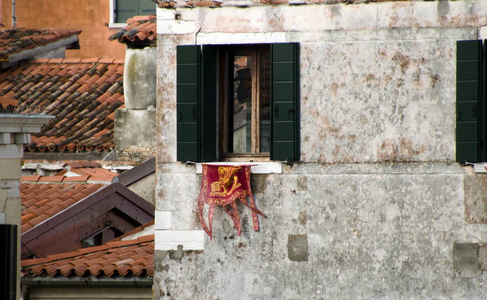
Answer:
21;257;52;267
81;58;101;63
42;250;81;261
137;234;155;243
77;244;110;254
21;175;41;182
106;239;141;248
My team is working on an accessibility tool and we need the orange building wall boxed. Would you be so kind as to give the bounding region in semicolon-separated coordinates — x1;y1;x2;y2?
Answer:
1;0;126;59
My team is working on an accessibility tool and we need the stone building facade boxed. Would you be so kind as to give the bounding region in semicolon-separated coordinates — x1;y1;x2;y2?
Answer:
0;114;51;299
154;1;487;298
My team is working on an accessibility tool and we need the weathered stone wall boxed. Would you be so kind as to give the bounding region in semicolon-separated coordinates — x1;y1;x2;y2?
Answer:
155;1;487;299
0;114;52;300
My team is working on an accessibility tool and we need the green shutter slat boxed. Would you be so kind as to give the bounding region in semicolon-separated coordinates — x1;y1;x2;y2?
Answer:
177;45;201;162
201;45;218;161
271;43;300;162
115;0;136;23
139;0;156;15
115;0;155;23
456;40;482;162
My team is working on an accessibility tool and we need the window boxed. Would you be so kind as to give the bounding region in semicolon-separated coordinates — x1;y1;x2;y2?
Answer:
220;45;271;158
456;40;484;162
176;43;300;162
112;0;156;24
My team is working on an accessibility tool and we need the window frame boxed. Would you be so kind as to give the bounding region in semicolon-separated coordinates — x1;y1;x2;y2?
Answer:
219;44;271;160
176;43;300;163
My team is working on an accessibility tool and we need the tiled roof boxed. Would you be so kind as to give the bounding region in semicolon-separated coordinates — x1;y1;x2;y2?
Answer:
0;58;124;152
0;28;81;60
20;182;105;233
109;15;156;44
21;182;154;259
0;95;18;111
22;235;154;277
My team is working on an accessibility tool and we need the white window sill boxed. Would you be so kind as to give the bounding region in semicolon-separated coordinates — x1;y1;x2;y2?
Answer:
195;162;282;174
108;22;127;29
471;162;487;173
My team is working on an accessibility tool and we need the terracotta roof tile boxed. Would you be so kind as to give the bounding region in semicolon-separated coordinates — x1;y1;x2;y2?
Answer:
62;175;90;182
99;58;115;64
22;235;154;277
0;59;124;152
21;175;41;182
110;15;156;44
0;28;81;60
20;182;105;232
38;176;64;182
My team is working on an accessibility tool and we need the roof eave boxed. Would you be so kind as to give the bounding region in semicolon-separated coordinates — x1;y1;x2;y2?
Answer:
2;35;80;68
21;276;153;288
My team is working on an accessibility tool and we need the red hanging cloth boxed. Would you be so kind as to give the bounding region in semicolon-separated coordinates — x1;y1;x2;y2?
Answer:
198;164;266;239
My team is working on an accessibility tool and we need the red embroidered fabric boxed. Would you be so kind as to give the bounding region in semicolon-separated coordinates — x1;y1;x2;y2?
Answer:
198;164;266;239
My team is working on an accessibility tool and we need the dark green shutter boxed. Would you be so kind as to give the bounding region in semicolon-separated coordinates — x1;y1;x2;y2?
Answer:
139;0;156;15
115;0;136;23
456;40;483;162
177;45;201;162
271;43;300;161
201;46;218;161
115;0;155;23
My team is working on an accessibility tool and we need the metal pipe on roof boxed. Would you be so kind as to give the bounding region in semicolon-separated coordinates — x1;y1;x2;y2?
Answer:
12;0;16;28
21;285;30;300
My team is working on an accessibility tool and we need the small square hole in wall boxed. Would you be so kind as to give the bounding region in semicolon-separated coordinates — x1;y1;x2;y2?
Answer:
287;234;308;262
453;243;481;278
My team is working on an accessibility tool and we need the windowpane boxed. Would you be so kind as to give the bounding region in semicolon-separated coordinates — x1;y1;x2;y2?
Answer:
231;54;253;154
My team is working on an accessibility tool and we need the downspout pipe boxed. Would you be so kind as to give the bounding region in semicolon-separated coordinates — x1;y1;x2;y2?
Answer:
12;0;16;28
21;285;30;300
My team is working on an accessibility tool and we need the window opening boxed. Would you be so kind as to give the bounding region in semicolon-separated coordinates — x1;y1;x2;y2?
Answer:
221;45;271;158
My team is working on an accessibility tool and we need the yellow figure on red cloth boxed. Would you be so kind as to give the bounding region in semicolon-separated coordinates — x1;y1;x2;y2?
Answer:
198;164;266;239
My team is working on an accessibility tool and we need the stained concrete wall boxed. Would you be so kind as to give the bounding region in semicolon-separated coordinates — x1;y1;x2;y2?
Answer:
115;108;156;162
124;47;157;110
127;173;157;206
154;1;487;299
115;47;157;162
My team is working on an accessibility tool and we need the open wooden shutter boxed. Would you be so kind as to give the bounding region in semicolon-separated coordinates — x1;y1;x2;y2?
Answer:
201;46;218;162
271;43;300;162
456;40;483;162
177;45;201;162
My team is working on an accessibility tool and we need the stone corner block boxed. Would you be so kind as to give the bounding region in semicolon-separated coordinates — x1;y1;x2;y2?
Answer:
287;234;308;262
453;243;481;278
155;229;205;251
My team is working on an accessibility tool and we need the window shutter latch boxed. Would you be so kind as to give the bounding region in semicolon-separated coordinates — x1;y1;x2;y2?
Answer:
274;104;279;119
